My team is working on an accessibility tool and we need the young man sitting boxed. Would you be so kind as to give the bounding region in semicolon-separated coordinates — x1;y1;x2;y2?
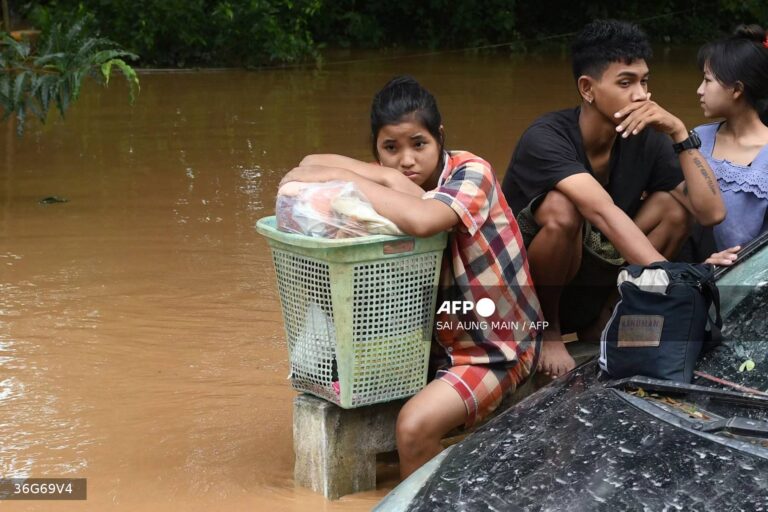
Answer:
502;19;730;378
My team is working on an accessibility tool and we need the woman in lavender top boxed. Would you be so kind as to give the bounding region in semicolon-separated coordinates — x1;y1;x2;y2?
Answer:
695;25;768;254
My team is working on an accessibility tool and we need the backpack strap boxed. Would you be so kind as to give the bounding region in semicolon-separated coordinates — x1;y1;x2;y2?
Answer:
702;279;722;328
699;269;724;350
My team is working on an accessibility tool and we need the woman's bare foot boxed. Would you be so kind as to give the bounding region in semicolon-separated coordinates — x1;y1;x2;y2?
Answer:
538;329;576;378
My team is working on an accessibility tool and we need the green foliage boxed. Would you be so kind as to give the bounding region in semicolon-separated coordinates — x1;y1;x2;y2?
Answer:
507;0;768;47
213;0;321;66
311;0;518;50
0;16;139;135
304;0;768;51
16;1;768;68
23;0;321;67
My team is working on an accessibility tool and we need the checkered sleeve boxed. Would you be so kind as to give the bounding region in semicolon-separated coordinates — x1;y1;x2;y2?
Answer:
422;158;493;236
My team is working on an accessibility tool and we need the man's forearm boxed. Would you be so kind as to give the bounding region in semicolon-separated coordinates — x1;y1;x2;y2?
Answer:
678;148;726;226
583;204;665;265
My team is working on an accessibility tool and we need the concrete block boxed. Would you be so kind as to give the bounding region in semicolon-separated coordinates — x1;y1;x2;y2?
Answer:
293;394;404;500
291;344;599;500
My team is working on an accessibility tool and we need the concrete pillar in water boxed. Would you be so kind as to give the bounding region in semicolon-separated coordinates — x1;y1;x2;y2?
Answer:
293;394;403;500
291;341;598;499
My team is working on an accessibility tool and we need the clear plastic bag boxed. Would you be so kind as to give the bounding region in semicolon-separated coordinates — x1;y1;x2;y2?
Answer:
276;181;403;238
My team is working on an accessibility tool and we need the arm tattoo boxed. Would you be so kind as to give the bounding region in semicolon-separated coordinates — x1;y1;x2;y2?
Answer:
692;156;718;195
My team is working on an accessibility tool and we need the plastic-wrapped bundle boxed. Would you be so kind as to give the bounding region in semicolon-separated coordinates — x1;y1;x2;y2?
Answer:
276;181;403;238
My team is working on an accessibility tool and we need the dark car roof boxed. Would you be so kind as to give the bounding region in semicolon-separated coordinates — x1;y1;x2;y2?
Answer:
406;362;768;511
398;233;768;511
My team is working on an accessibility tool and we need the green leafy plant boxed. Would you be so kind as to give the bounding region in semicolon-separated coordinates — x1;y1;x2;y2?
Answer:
23;0;321;68
0;16;139;135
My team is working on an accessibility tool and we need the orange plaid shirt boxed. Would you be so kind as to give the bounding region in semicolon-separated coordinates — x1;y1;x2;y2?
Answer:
423;151;543;367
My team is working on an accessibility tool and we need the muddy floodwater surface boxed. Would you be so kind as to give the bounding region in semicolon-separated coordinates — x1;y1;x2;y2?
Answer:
0;49;706;511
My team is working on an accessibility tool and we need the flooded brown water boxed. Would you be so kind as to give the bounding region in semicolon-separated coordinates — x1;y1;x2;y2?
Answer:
1;49;707;511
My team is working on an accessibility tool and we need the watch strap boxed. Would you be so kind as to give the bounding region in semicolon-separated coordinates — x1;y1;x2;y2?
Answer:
673;130;702;154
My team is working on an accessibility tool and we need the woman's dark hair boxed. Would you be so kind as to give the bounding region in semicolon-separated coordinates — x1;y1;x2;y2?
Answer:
370;75;444;166
571;19;652;82
698;24;768;124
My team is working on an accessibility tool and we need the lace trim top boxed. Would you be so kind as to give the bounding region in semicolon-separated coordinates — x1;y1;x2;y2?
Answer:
695;122;768;199
694;122;768;250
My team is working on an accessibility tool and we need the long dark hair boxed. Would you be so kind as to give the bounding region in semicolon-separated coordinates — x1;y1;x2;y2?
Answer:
370;75;445;170
698;24;768;125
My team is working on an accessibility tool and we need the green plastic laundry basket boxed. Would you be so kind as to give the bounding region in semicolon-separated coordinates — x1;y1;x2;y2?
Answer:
256;216;447;408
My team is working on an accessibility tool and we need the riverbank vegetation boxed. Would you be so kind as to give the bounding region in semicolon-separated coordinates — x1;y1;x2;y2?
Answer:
6;1;768;68
0;16;139;135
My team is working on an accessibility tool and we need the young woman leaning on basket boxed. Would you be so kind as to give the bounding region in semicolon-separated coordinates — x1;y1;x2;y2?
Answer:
280;75;544;478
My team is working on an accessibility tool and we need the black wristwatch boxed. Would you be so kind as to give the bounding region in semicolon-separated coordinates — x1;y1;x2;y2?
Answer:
672;130;702;154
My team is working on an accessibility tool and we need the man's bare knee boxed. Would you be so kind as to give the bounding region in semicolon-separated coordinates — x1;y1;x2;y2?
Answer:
668;198;691;228
645;191;691;232
643;192;686;220
534;190;583;236
639;191;691;259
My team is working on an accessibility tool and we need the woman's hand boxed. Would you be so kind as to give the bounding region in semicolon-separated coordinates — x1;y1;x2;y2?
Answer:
279;165;351;188
704;245;740;266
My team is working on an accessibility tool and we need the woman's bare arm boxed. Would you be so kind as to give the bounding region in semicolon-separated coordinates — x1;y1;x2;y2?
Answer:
300;154;425;197
281;164;457;236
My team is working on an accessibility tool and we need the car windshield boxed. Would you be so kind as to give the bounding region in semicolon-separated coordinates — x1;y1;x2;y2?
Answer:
698;230;768;393
715;229;768;281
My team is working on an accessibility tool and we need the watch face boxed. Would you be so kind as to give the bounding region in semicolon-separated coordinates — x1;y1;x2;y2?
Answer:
688;130;702;148
673;131;702;154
